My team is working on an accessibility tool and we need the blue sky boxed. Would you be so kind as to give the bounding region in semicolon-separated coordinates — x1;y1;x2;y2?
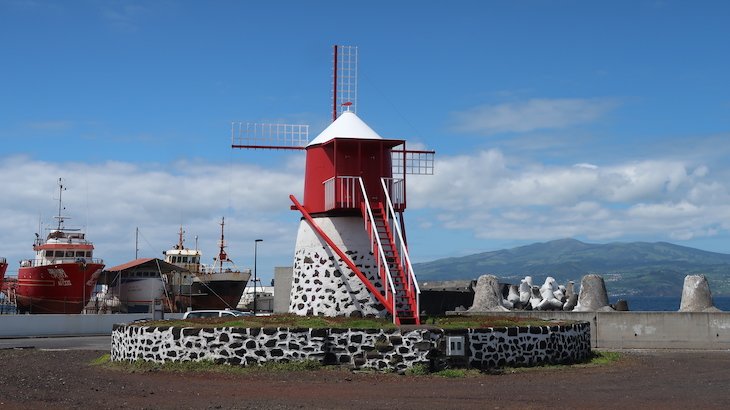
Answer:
2;0;730;283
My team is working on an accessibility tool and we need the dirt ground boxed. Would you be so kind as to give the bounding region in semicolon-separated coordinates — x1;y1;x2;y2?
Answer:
1;349;729;409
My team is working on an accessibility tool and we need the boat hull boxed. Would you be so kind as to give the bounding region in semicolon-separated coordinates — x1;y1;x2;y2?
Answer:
16;262;104;314
108;277;166;313
173;277;249;311
0;262;7;291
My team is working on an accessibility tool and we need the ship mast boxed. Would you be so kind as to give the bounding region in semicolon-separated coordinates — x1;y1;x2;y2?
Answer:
177;226;185;250
217;217;229;274
55;178;66;231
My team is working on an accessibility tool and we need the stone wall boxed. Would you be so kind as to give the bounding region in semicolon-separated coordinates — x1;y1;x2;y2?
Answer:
466;323;592;369
290;217;386;318
111;325;434;372
111;321;591;371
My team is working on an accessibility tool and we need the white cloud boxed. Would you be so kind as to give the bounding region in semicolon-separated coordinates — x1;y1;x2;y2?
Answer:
100;2;150;31
3;142;729;280
0;156;303;282
408;148;730;246
451;98;619;135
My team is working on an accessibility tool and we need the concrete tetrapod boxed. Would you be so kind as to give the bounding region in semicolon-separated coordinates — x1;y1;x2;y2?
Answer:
573;274;613;312
468;274;510;312
679;274;721;312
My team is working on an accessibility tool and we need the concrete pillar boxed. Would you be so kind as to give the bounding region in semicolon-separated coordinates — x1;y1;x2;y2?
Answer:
273;266;293;313
679;274;719;312
574;274;611;312
468;274;509;312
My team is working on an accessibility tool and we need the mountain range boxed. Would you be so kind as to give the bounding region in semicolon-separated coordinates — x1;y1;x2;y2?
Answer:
412;238;730;296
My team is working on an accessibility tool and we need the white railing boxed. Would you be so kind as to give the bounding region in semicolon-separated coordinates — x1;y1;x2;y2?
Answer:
355;178;398;321
20;258;104;268
324;176;404;211
380;178;420;316
323;176;362;210
382;178;405;209
321;175;417;322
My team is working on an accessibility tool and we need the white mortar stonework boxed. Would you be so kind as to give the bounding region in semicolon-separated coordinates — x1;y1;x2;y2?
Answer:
467;323;592;369
111;325;435;372
290;216;386;317
111;322;592;371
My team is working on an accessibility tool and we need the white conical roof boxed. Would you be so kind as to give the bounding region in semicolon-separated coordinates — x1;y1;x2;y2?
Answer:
307;111;382;147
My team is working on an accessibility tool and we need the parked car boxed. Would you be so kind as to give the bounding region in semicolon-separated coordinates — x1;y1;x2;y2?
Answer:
182;309;253;319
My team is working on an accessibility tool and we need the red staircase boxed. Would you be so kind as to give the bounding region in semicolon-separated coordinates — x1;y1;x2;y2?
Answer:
364;201;419;325
290;175;420;325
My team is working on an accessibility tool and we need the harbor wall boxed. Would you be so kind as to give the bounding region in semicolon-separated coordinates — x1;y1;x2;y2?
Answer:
449;311;730;349
0;313;184;338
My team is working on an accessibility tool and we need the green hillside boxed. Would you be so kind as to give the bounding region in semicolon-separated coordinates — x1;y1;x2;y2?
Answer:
413;238;730;296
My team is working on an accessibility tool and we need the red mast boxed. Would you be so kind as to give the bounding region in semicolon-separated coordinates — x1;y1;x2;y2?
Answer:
216;217;230;273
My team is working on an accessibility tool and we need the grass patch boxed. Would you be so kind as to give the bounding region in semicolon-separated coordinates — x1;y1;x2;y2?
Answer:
90;353;111;366
501;350;622;373
94;355;324;374
136;313;567;330
140;313;396;330
404;363;429;376
428;315;563;329
433;368;483;378
587;350;622;365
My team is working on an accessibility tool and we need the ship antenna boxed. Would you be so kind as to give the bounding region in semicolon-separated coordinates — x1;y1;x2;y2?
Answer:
56;177;66;230
177;226;184;249
135;227;139;259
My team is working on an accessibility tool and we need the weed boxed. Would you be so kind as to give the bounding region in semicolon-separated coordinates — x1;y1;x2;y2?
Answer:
588;350;621;365
90;354;110;366
404;363;430;375
433;368;482;378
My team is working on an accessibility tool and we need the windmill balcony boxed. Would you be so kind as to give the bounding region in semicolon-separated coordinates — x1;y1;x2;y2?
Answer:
323;176;405;211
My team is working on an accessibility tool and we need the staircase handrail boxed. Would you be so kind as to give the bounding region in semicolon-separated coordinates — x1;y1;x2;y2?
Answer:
355;177;397;317
380;178;420;299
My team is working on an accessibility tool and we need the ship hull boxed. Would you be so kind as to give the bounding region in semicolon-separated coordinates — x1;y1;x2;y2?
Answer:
16;262;104;314
0;262;7;291
109;277;166;313
173;277;249;311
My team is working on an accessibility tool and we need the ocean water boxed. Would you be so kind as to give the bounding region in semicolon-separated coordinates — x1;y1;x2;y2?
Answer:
616;296;730;312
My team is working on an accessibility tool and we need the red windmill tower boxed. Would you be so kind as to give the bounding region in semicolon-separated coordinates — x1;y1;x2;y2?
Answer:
232;46;434;324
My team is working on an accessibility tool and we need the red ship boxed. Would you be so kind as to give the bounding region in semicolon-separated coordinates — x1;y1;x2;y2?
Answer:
0;257;7;291
16;179;105;314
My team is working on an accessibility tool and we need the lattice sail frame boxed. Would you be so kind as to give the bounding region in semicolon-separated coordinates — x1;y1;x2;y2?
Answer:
231;122;309;150
391;146;435;176
333;45;358;121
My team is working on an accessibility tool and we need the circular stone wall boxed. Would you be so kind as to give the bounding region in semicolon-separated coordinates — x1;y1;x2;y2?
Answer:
111;321;592;372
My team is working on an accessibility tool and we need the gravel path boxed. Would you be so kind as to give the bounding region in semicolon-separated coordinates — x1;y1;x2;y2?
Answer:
1;349;729;409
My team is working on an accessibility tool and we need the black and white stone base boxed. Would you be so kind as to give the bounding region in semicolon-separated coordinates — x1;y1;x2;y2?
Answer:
290;216;386;318
111;321;591;371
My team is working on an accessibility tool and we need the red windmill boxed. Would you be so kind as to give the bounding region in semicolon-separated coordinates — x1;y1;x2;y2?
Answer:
232;46;434;325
